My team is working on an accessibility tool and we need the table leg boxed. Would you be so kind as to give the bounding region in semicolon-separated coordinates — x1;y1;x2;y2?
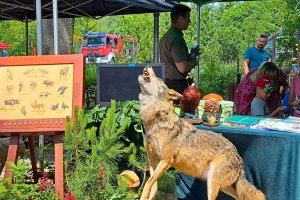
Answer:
28;135;39;183
54;134;64;198
4;134;20;180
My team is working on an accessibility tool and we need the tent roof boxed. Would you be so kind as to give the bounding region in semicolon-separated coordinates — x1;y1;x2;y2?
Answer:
0;0;178;21
0;0;259;21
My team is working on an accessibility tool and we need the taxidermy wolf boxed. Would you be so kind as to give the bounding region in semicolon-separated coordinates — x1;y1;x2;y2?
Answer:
138;66;265;200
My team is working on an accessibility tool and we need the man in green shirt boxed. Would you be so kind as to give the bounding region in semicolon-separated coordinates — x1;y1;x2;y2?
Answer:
160;4;199;94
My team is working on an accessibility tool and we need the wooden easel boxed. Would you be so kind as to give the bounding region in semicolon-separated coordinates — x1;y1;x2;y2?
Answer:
4;132;64;198
0;54;85;199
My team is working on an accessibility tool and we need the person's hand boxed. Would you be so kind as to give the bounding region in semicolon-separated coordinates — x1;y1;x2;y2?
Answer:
269;106;286;117
276;106;286;112
190;57;199;67
291;99;300;106
279;86;284;95
194;46;201;56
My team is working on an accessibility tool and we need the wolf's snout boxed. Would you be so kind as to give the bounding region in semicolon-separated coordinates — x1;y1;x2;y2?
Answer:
145;65;152;70
143;66;152;82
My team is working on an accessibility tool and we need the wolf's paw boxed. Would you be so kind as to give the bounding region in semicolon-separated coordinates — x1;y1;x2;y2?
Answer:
140;196;149;200
140;191;150;200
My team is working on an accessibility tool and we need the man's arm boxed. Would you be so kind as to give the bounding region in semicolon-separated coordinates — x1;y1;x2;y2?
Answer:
243;47;251;74
243;59;250;75
175;46;200;74
175;59;198;74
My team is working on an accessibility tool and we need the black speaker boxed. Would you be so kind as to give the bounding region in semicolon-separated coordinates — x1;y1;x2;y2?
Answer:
96;63;165;107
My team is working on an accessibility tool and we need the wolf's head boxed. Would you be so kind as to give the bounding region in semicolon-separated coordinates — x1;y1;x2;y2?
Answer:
138;65;168;97
138;65;182;103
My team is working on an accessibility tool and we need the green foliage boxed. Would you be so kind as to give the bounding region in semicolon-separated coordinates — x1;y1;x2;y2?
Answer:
1;0;299;92
198;63;237;99
73;17;99;53
87;100;147;170
64;106;100;199
67;100;179;198
114;101;147;174
0;159;58;200
115;100;144;134
38;189;59;200
86;104;107;124
0;0;293;97
157;171;177;195
85;63;97;87
0;21;36;56
0;159;39;199
86;100;178;198
64;103;135;199
102;14;155;63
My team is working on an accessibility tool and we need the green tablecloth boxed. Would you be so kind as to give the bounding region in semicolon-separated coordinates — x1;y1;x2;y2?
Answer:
176;120;300;200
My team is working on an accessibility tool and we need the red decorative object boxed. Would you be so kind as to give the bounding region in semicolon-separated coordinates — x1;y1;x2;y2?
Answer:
180;83;201;114
202;93;223;102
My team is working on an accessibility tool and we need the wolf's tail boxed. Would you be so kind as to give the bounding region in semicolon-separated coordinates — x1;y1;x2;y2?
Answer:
235;171;266;200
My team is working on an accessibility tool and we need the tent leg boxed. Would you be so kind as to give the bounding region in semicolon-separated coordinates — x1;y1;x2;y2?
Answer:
153;12;160;64
196;5;201;89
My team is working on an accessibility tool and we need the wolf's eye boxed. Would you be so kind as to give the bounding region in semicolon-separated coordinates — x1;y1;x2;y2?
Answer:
159;87;165;94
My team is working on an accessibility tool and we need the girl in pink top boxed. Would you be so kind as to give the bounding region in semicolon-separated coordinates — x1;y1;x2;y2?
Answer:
235;62;287;115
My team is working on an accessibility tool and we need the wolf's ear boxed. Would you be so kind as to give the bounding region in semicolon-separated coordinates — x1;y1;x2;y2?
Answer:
165;89;182;101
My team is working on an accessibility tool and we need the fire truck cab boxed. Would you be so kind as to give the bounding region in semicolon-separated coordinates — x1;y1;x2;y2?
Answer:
82;32;137;64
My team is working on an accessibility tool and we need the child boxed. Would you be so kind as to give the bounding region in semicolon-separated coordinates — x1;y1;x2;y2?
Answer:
251;76;286;116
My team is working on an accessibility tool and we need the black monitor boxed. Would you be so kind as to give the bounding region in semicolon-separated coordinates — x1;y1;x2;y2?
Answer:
96;63;165;107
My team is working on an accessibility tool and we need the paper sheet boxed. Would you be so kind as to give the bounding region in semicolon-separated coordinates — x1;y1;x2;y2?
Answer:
250;117;300;133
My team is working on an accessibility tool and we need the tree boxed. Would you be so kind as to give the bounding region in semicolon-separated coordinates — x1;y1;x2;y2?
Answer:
1;0;299;97
42;18;74;55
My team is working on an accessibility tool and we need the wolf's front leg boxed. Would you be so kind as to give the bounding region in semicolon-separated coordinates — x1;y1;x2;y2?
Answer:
140;160;169;200
147;157;160;200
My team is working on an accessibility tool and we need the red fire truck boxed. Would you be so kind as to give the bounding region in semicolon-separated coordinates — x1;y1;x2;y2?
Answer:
81;32;138;63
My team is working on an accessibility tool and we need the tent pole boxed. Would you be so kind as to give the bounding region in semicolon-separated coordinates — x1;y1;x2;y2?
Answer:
153;12;160;63
36;0;45;171
272;32;276;63
36;0;42;55
53;0;59;55
25;12;29;56
196;5;201;89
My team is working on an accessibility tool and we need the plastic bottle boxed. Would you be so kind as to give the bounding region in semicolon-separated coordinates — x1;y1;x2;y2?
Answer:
190;45;198;60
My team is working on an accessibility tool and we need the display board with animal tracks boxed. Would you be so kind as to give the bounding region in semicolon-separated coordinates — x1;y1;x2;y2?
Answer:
0;55;84;134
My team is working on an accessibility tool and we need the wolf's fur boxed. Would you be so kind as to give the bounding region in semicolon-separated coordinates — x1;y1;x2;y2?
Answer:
138;66;265;200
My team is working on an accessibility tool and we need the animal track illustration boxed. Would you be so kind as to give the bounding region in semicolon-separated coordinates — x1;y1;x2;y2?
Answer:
57;86;68;95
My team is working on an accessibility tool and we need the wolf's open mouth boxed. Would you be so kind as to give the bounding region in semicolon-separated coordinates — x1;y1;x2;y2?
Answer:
143;70;150;82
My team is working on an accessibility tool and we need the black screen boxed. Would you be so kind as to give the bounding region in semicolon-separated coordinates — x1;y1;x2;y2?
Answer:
96;63;165;106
